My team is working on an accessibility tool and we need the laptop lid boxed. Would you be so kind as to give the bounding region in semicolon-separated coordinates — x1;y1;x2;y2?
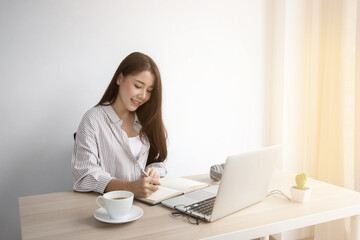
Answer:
210;145;281;221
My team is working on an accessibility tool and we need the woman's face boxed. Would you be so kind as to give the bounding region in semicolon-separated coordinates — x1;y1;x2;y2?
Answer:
116;70;155;112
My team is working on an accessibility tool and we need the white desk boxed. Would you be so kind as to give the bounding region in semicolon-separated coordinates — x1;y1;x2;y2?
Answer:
19;170;360;240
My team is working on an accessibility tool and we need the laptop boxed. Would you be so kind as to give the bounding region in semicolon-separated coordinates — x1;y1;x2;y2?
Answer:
161;145;281;222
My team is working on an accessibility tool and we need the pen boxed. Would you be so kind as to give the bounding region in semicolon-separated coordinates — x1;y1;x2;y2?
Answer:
141;169;150;178
141;169;160;186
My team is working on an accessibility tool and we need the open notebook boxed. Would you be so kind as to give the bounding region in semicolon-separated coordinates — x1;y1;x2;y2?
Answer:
136;177;208;205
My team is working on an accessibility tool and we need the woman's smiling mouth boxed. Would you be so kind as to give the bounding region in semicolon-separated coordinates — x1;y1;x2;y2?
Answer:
131;99;142;106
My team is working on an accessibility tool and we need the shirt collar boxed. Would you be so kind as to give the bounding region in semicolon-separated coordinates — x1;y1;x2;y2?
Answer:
102;104;121;123
102;104;141;126
134;113;141;124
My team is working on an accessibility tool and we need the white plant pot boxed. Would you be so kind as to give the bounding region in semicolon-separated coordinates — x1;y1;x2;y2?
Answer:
290;187;312;203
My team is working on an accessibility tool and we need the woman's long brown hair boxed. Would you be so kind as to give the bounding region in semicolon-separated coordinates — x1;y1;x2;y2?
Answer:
97;52;167;165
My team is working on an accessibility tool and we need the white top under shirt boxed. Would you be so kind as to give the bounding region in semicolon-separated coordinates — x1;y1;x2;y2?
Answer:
128;135;142;159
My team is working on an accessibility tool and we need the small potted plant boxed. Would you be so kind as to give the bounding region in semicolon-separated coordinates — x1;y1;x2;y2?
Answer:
290;172;312;203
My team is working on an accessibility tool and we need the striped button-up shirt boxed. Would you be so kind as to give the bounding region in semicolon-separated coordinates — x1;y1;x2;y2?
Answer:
72;104;167;193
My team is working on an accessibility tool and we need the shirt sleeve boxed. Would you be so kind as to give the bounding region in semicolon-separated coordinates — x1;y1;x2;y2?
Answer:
71;112;114;194
209;163;225;181
147;161;167;177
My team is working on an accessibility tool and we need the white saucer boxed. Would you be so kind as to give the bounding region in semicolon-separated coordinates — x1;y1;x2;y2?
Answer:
94;205;143;224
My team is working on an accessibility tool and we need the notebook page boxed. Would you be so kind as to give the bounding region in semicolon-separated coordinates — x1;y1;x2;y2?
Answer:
145;186;181;202
160;177;207;192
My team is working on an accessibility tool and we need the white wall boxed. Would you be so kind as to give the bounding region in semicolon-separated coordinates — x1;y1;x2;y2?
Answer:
0;0;272;239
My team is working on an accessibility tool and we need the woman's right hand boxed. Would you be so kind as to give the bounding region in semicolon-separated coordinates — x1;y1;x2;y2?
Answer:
128;176;160;198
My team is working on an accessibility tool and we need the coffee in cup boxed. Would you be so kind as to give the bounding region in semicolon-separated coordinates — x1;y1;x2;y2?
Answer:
96;191;134;220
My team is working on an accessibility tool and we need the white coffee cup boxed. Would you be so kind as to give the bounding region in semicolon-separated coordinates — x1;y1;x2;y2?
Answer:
96;191;134;220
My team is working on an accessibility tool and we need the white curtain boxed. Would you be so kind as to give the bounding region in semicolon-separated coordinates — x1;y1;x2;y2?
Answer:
282;0;358;189
268;0;359;239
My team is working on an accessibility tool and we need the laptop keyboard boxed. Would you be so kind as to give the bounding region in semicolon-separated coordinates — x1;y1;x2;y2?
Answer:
188;197;216;216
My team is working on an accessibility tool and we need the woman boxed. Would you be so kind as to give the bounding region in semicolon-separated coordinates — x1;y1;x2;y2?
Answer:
72;52;167;198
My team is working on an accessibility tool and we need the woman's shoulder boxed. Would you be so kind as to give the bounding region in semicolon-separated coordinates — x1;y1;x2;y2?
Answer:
82;105;103;119
80;105;106;127
76;105;106;138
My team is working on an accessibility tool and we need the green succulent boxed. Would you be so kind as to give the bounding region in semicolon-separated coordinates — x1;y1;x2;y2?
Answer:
294;173;308;190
